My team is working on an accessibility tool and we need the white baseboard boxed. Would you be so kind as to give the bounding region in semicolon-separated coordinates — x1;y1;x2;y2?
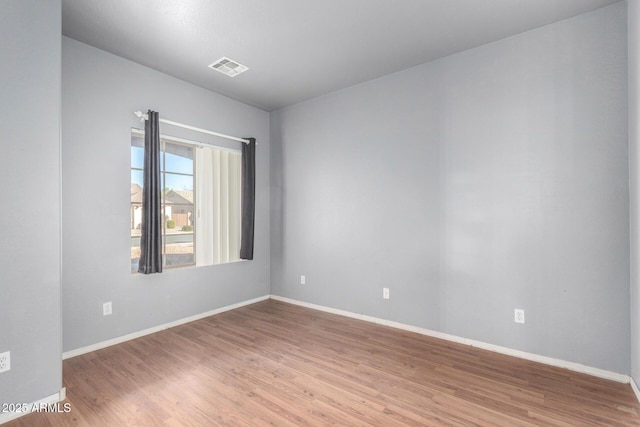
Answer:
63;295;270;360
0;388;66;425
270;295;630;385
631;378;640;403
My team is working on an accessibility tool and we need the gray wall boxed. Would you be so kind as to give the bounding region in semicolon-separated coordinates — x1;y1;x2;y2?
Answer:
0;0;62;404
271;3;629;373
62;37;270;352
629;0;640;386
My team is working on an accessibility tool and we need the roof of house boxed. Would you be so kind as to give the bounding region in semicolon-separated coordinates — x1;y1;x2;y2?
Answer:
131;185;193;205
131;183;142;204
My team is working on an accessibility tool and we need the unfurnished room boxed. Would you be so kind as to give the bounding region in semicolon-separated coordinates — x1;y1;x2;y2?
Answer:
3;0;640;425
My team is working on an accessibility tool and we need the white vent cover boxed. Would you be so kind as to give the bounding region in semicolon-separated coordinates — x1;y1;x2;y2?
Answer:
208;56;249;77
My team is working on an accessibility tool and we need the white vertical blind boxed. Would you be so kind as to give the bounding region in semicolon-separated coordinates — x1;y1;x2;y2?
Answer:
196;146;241;266
228;153;241;259
195;148;214;266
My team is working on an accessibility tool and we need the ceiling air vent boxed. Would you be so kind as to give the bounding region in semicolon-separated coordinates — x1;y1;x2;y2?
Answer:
208;56;249;77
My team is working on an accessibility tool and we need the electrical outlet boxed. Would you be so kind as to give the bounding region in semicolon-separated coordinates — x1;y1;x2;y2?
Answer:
514;309;525;324
300;275;306;285
383;287;390;300
103;302;113;316
0;351;10;373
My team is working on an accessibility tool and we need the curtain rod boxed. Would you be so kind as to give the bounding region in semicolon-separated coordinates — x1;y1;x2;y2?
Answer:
130;128;241;153
134;111;250;144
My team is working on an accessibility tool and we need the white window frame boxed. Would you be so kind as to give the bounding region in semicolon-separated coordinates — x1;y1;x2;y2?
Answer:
130;128;242;272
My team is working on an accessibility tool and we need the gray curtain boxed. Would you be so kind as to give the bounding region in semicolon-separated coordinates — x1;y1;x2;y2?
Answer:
138;110;163;274
240;138;256;260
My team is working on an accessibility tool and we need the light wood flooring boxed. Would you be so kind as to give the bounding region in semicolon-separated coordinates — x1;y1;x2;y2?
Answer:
6;299;640;426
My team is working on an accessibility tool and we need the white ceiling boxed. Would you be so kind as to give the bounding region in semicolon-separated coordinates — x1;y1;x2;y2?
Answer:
62;0;621;111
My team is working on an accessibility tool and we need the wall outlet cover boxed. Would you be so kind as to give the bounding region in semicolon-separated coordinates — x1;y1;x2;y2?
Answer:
0;351;10;373
103;302;113;316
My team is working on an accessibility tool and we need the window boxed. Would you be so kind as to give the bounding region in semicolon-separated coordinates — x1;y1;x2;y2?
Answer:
130;130;241;272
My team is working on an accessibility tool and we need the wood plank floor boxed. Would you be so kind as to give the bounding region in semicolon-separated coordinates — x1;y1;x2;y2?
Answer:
6;299;640;426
